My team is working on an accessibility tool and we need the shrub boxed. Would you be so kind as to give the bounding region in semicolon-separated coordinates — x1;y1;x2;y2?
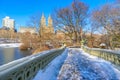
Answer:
19;44;29;50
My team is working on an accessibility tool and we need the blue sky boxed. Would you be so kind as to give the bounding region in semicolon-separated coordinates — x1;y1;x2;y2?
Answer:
0;0;115;30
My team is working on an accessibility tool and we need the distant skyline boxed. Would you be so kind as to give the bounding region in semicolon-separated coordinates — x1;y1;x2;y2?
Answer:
0;0;115;30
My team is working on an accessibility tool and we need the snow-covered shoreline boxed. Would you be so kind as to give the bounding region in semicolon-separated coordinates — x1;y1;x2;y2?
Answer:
0;43;21;48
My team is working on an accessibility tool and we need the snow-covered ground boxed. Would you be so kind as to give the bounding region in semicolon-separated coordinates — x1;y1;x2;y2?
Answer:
33;48;68;80
0;43;21;48
57;48;120;80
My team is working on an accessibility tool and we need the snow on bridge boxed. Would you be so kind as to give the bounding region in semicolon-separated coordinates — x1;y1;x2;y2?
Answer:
34;48;120;80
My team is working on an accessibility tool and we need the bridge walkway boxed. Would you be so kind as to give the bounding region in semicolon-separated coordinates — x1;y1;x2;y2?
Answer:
57;48;120;80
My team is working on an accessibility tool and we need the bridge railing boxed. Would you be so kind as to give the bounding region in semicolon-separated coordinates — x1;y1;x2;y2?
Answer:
0;47;65;80
82;46;120;66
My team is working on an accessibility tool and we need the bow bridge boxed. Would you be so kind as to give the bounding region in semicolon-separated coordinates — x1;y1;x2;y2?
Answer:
0;46;120;80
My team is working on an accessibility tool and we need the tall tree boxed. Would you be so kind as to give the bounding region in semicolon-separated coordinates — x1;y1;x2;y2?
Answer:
53;0;88;44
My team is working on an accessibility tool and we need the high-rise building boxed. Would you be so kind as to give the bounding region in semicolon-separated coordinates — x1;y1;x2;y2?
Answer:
2;16;15;29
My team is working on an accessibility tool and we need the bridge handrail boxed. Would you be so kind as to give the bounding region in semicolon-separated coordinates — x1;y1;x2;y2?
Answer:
0;47;65;80
82;46;120;66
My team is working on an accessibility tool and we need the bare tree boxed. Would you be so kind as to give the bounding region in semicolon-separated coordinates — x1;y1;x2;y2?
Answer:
91;2;120;49
53;0;88;44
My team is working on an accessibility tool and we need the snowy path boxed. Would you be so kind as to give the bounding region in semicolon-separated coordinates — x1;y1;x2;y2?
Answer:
57;48;120;80
33;48;68;80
